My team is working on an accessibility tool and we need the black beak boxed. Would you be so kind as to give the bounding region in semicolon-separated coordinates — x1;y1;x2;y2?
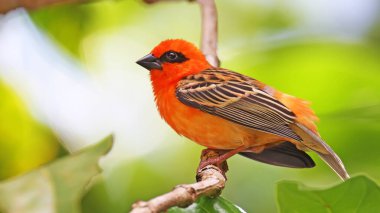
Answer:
136;54;162;70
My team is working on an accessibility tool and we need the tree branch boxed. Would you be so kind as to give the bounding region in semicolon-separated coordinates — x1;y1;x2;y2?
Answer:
130;165;226;213
131;150;228;213
197;0;220;67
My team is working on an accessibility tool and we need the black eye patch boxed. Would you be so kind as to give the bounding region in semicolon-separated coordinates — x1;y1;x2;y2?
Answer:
160;51;188;63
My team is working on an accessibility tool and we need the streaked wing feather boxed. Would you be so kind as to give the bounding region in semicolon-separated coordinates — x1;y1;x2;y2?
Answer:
176;68;302;141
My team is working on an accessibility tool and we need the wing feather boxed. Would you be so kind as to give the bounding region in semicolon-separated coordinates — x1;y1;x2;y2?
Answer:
176;68;302;141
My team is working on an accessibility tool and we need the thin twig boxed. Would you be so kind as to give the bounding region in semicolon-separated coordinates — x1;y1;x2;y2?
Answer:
197;0;220;67
130;165;226;213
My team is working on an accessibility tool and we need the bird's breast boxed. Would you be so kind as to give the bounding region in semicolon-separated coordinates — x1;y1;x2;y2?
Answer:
154;86;275;150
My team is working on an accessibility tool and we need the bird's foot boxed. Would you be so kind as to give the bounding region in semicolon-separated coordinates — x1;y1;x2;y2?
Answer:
196;146;247;180
197;149;229;180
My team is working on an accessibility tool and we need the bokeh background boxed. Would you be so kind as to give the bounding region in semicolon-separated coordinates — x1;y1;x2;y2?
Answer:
1;0;380;212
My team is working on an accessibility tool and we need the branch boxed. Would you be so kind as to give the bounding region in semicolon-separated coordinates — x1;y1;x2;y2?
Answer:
197;0;220;67
0;0;96;13
130;165;226;213
131;150;228;213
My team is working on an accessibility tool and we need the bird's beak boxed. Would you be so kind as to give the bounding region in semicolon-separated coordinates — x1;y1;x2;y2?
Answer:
136;54;162;70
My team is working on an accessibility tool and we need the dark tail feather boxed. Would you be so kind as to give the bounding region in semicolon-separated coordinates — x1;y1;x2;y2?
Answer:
291;123;350;180
239;141;315;168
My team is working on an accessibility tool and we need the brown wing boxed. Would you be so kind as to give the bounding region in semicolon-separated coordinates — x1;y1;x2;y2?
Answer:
176;68;302;141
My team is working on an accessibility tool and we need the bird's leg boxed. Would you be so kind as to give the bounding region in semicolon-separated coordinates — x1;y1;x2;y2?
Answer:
197;146;247;176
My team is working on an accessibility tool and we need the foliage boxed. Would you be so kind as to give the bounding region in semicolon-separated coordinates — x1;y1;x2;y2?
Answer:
277;176;380;213
0;81;63;180
0;135;112;213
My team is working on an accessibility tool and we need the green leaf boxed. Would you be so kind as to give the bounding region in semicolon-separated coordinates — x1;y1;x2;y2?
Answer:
168;196;246;213
0;135;113;213
277;175;380;213
0;81;65;180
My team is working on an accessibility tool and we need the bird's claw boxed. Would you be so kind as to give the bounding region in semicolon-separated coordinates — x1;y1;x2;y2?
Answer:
197;149;229;180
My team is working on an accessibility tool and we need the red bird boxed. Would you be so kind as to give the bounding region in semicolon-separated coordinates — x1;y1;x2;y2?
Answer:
137;39;349;180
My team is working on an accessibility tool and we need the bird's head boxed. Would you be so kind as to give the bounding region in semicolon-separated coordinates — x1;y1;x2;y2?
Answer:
137;39;211;84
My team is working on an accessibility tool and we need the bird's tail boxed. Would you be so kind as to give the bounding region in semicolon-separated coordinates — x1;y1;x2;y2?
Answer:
290;123;350;180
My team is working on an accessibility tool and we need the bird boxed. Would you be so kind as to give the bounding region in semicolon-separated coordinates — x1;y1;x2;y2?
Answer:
136;39;349;180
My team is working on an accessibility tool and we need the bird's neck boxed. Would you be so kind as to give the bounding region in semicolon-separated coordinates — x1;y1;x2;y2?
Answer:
150;63;210;99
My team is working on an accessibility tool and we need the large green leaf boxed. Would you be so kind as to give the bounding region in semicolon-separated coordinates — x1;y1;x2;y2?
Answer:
168;196;246;213
277;175;380;213
0;81;64;180
0;135;113;213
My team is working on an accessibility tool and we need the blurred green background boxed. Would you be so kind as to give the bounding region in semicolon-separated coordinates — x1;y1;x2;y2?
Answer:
1;0;380;212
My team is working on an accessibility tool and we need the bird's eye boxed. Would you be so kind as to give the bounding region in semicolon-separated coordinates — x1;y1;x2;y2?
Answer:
165;51;178;61
160;51;188;63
